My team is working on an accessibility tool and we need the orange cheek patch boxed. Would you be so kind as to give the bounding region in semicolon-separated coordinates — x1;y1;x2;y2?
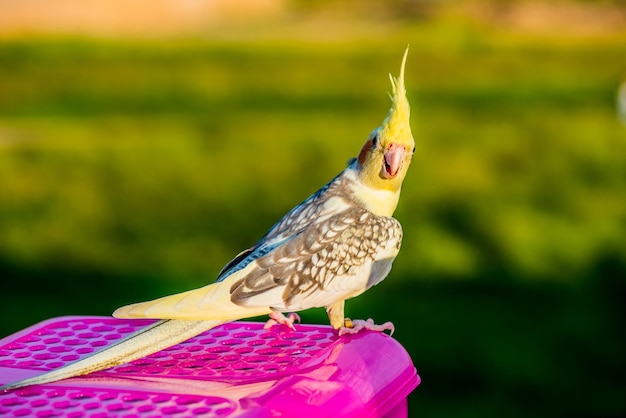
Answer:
357;139;373;167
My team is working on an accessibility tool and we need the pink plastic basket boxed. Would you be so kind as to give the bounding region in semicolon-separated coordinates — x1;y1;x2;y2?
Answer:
0;316;419;417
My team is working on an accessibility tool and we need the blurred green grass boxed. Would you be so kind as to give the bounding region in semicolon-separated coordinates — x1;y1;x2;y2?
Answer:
1;21;626;418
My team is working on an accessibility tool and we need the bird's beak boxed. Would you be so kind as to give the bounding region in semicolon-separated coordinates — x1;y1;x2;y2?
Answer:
381;143;406;179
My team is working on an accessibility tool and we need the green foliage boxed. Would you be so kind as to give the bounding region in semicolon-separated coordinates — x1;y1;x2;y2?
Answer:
1;20;625;418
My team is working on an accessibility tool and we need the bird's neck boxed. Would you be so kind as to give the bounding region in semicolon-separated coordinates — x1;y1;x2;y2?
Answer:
342;169;401;217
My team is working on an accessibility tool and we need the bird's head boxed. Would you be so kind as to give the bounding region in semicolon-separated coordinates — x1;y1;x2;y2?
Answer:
355;48;414;198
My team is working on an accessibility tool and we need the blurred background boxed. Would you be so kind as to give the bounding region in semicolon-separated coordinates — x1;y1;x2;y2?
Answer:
1;0;625;416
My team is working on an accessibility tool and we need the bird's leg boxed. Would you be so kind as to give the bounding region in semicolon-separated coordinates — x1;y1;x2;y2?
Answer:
339;318;395;336
326;300;347;330
263;311;301;331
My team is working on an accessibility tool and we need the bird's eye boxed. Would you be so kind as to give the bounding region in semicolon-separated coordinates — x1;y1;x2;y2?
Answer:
371;133;379;148
412;146;416;153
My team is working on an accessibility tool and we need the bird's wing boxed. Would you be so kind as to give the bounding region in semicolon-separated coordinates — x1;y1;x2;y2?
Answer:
230;207;403;312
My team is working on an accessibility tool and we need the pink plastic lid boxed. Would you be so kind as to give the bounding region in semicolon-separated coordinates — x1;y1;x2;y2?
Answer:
0;316;419;417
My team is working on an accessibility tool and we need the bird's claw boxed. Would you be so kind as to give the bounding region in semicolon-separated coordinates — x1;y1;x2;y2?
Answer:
264;312;301;331
338;318;395;336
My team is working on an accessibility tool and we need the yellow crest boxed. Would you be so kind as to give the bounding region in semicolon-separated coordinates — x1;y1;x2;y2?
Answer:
379;47;413;149
353;47;415;215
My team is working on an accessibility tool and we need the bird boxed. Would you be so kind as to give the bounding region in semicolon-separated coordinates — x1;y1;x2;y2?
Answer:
0;48;415;391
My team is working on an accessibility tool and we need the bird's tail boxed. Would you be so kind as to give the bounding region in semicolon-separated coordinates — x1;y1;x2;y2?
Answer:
0;318;225;391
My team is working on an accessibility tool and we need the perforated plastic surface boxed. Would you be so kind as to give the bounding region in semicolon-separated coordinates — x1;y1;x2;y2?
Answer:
0;316;419;417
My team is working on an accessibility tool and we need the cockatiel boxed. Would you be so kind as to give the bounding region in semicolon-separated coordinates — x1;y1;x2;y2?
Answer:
0;48;415;391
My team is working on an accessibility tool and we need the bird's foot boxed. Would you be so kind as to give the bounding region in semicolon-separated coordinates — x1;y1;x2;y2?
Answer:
338;318;394;336
264;312;301;331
